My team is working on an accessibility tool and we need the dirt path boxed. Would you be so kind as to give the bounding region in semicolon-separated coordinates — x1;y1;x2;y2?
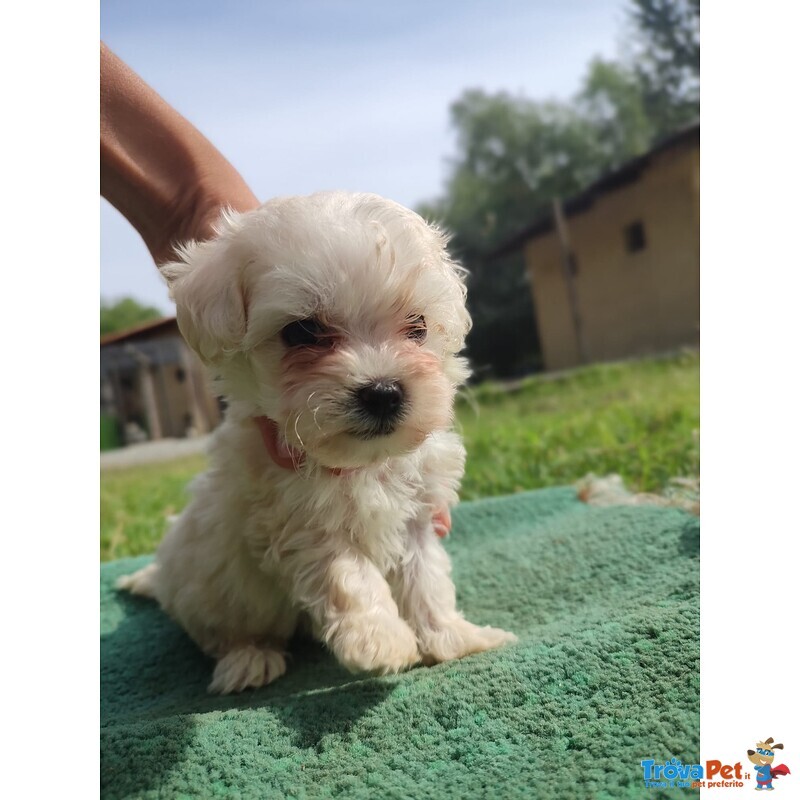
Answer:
100;435;211;470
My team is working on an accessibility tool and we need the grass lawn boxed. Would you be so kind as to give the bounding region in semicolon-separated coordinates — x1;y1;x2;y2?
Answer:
101;350;699;562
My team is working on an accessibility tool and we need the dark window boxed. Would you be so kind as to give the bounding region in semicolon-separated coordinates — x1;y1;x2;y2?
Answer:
624;221;646;253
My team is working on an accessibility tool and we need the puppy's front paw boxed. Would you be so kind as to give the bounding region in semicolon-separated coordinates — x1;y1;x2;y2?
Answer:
208;645;287;694
418;617;517;665
329;613;421;675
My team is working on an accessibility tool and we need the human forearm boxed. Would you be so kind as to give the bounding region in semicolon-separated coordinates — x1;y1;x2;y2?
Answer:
100;42;258;264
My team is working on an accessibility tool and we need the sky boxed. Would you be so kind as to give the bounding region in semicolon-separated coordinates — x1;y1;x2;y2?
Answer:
101;0;628;313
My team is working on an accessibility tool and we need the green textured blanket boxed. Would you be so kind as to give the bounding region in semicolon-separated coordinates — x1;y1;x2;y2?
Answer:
101;487;699;799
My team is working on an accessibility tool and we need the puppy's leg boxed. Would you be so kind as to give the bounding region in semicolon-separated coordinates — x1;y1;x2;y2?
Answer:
392;516;517;664
208;644;287;695
286;546;420;675
115;562;159;598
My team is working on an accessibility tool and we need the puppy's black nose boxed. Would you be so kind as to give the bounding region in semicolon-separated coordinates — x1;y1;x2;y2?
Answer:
356;380;405;421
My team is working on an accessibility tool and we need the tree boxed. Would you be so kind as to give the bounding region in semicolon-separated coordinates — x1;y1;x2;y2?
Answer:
577;58;655;169
101;297;164;336
627;0;700;136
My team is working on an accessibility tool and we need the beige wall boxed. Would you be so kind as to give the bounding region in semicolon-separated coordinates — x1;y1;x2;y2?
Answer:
523;140;699;371
154;341;222;437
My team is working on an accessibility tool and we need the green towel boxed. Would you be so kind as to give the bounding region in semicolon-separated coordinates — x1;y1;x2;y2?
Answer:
101;487;699;799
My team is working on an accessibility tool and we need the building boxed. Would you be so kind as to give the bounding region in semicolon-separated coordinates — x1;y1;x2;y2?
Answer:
100;317;221;448
495;124;699;371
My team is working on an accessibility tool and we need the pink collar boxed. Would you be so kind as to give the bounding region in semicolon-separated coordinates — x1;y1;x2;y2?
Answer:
253;416;353;476
253;415;451;537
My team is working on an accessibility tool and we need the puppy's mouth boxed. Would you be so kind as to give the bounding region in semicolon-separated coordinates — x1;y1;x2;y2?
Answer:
347;415;405;441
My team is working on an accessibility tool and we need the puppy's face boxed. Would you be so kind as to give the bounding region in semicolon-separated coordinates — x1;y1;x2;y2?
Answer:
163;192;471;468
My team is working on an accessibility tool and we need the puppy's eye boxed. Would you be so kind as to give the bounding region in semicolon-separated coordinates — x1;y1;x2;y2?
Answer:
281;317;333;348
405;315;427;343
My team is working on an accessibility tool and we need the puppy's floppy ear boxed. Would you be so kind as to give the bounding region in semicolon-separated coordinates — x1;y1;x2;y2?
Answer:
161;211;251;364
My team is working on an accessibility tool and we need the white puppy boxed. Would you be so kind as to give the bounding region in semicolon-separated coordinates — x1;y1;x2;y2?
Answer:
118;191;516;694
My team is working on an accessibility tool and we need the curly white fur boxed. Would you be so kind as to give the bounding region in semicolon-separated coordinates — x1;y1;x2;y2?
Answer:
117;191;516;693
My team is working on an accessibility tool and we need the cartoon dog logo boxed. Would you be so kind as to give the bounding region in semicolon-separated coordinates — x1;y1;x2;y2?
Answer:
747;738;791;791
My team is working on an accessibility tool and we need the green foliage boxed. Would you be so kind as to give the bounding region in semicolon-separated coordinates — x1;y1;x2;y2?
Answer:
101;296;164;336
100;414;121;451
628;0;700;135
100;352;699;561
577;58;655;167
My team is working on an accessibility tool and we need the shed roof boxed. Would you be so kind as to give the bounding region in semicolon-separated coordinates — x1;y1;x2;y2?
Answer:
100;316;178;347
491;122;699;258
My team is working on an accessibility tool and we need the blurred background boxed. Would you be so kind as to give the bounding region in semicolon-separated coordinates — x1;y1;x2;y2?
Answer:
101;0;699;556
